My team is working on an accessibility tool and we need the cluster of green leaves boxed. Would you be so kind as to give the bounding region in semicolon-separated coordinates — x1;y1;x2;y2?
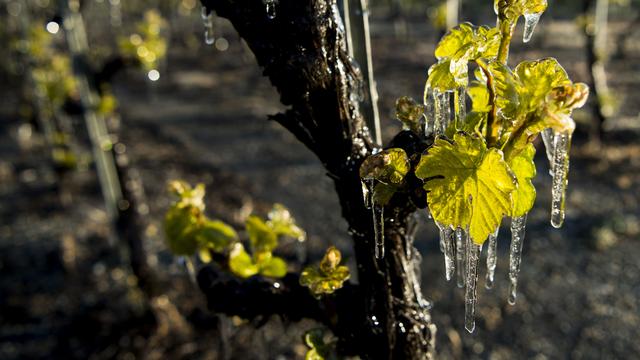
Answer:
300;246;350;297
118;9;167;72
360;0;589;245
164;181;308;279
15;25;76;109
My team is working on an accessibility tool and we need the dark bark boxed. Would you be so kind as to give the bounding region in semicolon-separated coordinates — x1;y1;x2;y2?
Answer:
198;0;435;358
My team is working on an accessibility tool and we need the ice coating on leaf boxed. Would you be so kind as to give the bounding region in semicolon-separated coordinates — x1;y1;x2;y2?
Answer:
201;7;214;45
395;96;425;134
455;227;468;288
359;148;410;186
433;90;452;136
522;12;542;43
426;24;501;93
485;227;500;289
464;241;482;333
508;214;527;305
373;205;385;259
541;128;555;175
550;132;571;228
437;222;456;281
415;133;516;245
508;143;537;218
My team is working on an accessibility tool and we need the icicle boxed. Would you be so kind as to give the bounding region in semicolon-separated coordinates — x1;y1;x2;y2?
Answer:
433;90;451;136
372;197;385;259
264;0;278;20
441;91;452;134
541;128;556;176
464;240;482;333
455;227;467;288
456;87;467;128
522;12;542;43
201;7;215;45
436;222;455;281
485;227;500;289
550;132;571;228
424;89;435;137
361;180;371;209
508;215;527;305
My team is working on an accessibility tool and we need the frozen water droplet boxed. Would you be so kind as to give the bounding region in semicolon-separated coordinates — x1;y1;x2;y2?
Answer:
541;128;556;176
201;7;215;45
550;133;571;228
436;222;456;281
373;204;385;259
264;0;277;20
523;12;542;43
455;227;467;288
485;227;499;289
508;215;527;305
464;241;482;333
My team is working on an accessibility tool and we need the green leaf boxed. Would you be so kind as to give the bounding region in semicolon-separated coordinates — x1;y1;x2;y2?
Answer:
300;246;350;297
476;59;522;120
359;148;410;185
428;24;502;92
303;329;336;360
267;203;306;241
515;58;571;114
372;182;397;207
196;219;238;253
164;205;200;255
395;96;425;134
228;243;260;278
494;0;548;21
415;133;516;244
468;81;492;113
435;23;501;62
259;255;287;278
168;180;206;211
426;60;459;92
508;144;537;217
246;215;278;253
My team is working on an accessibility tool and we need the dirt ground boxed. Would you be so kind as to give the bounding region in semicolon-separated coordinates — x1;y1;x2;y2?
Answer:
1;9;639;360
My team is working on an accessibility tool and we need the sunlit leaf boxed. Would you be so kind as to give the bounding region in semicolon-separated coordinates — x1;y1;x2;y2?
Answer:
267;203;306;241
395;96;425;134
508;144;537;217
359;148;410;185
228;243;260;278
300;246;350;297
164;205;200;255
246;215;278;253
494;0;548;21
258;254;287;278
415;133;516;244
196;219;238;253
515;58;571;113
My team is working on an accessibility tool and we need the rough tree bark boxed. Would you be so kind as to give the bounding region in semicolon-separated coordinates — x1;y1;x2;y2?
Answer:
196;0;436;358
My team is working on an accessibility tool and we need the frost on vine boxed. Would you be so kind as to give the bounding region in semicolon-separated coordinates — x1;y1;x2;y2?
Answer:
392;0;589;332
359;148;411;259
300;246;350;297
